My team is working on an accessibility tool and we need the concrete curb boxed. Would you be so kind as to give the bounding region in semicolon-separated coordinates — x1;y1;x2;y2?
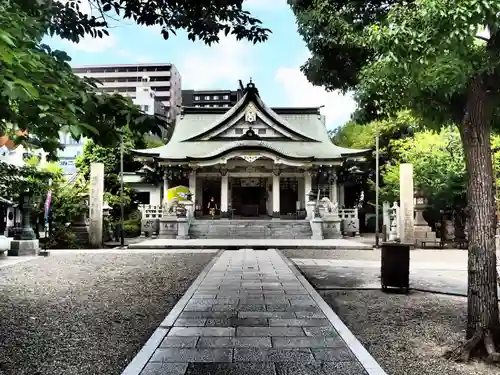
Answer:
273;249;388;375
120;250;223;375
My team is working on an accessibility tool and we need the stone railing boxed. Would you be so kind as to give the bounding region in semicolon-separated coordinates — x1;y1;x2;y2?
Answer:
139;203;194;239
139;204;163;219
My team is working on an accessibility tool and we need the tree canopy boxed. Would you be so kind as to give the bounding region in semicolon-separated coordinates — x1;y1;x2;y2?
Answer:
1;0;270;157
292;0;500;360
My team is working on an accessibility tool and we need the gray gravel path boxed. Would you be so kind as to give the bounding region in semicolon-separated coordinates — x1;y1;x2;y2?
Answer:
0;251;215;375
320;290;500;375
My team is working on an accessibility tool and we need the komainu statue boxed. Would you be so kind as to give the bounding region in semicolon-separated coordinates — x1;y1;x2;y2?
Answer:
320;197;338;214
164;197;179;215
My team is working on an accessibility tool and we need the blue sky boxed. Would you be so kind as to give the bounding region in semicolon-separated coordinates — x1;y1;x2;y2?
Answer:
48;0;355;129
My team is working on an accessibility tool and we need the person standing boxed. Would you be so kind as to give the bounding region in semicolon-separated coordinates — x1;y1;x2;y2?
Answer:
207;196;217;219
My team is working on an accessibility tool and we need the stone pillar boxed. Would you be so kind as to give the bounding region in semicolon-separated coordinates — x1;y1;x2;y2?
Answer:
189;169;196;203
338;184;345;208
329;170;338;204
272;169;280;218
162;172;169;206
220;170;229;218
399;163;415;244
88;162;104;248
304;171;312;207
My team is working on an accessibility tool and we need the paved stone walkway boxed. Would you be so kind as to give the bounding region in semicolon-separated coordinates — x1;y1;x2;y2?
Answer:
122;249;386;375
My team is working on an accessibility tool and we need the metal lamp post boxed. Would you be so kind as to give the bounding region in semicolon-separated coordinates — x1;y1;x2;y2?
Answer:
120;131;125;247
375;128;380;248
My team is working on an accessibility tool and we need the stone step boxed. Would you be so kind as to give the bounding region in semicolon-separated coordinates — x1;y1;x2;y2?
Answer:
188;219;312;239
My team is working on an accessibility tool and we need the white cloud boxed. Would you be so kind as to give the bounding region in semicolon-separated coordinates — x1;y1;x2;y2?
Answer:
179;35;254;89
275;67;356;129
62;33;117;53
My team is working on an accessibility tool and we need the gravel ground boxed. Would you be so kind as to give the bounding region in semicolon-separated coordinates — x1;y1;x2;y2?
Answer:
320;290;500;375
0;251;215;375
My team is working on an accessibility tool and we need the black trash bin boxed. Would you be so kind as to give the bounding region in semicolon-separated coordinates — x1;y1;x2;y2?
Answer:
381;242;411;293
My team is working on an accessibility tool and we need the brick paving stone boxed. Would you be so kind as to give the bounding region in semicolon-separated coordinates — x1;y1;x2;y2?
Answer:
294;311;327;319
140;362;188;375
234;348;314;362
173;318;207;327
150;348;233;363
236;327;305;337
303;327;340;337
178;311;236;319
168;327;235;337
184;363;277;375
271;337;345;348
238;304;267;312
205;317;269;327
159;336;199;348
238;311;296;319
197;337;272;348
268;319;331;327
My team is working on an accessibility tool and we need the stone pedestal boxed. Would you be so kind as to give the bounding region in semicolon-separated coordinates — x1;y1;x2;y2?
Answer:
9;239;39;256
310;218;324;240
306;201;316;220
0;235;11;252
177;217;189;239
141;218;159;238
183;201;194;219
322;215;342;239
158;215;178;239
414;206;435;246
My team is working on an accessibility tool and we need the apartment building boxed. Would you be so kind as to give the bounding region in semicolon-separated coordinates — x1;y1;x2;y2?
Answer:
72;63;182;117
181;88;243;108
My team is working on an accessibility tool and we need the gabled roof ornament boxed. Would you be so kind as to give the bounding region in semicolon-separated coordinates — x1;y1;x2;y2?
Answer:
245;79;259;96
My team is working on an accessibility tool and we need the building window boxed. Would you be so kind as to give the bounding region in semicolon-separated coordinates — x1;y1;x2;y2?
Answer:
135;192;150;205
223;104;229;107
223;95;229;100
204;95;210;100
195;104;200;107
258;129;266;135
213;95;219;100
143;105;149;112
204;104;210;107
235;128;244;134
194;96;200;100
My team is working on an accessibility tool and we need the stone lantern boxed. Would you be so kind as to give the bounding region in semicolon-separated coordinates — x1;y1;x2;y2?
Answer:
9;187;40;256
413;189;435;246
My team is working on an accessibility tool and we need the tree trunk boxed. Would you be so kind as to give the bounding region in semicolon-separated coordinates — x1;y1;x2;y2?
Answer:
456;75;500;359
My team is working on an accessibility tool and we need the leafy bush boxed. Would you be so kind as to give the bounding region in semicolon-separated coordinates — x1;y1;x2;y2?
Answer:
46;226;79;249
122;219;141;238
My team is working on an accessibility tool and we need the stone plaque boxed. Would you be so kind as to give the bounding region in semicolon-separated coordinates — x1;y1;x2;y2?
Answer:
399;163;415;244
88;163;104;247
141;219;159;237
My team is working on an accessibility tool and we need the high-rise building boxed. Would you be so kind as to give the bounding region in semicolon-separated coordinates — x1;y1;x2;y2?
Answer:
181;88;244;108
72;63;182;117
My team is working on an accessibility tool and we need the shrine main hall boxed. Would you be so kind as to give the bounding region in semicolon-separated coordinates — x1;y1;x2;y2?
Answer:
133;82;367;219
